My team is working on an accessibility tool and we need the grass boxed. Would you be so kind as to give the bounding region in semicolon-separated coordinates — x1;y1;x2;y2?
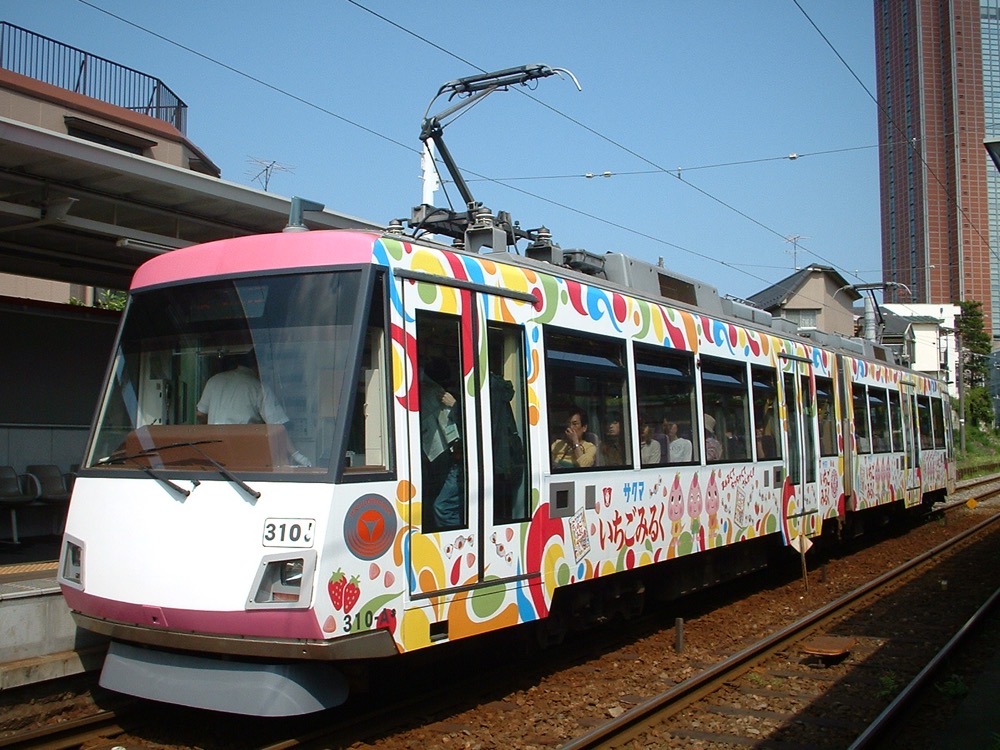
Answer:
876;671;899;700
935;674;969;700
956;426;1000;478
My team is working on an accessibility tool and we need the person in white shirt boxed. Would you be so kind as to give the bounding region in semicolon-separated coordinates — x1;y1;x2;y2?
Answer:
196;350;310;466
667;421;693;463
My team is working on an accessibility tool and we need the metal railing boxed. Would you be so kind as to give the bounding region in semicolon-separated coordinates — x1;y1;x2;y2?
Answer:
0;22;187;133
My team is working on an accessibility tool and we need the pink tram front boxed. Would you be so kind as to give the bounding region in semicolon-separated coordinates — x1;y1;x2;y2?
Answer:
57;229;954;715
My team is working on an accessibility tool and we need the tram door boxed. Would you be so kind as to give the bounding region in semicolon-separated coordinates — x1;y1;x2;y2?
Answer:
402;278;531;601
781;357;819;533
899;383;921;506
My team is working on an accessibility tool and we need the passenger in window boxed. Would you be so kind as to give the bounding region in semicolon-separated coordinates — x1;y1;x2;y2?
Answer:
667;422;693;463
704;414;723;462
725;426;746;459
598;412;625;466
639;421;661;465
755;426;777;458
420;357;463;529
550;407;597;469
490;372;525;519
196;349;311;466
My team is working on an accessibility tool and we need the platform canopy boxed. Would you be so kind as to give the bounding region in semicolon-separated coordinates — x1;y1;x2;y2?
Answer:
0;116;379;291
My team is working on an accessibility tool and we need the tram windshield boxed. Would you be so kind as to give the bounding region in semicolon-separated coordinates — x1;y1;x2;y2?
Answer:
87;270;390;477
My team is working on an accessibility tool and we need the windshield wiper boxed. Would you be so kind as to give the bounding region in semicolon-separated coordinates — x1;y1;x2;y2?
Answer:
97;439;223;466
98;438;261;500
96;449;204;498
182;441;261;500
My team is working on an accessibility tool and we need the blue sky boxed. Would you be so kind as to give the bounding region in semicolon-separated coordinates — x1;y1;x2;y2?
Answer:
6;1;882;300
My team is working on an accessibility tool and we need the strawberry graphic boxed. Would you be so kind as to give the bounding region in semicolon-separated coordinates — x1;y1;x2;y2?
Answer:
328;569;346;610
343;576;361;614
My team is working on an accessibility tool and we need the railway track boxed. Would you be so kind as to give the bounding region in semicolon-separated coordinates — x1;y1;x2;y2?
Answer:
0;708;124;750
560;511;1000;749
955;472;1000;498
3;485;997;749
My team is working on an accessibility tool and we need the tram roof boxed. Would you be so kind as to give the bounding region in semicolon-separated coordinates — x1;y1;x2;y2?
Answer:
129;227;911;373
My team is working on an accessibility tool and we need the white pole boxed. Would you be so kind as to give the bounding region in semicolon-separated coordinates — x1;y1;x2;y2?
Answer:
421;142;439;206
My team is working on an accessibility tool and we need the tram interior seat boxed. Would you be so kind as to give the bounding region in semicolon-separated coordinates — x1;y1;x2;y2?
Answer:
0;465;42;544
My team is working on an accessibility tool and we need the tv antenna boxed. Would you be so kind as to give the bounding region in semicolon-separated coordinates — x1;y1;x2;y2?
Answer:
247;157;295;192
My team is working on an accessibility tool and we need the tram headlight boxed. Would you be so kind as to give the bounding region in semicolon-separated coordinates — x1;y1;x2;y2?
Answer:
59;537;84;589
248;550;316;608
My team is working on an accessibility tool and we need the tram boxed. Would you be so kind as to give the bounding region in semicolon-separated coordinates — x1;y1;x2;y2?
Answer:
56;66;954;716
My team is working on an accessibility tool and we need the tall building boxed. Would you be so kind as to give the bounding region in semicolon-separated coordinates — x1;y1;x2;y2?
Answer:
874;0;995;338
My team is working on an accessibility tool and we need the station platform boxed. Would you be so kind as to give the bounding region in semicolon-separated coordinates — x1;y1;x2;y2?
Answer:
0;535;107;691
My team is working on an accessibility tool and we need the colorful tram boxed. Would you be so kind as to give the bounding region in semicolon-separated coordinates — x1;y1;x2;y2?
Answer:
57;226;954;715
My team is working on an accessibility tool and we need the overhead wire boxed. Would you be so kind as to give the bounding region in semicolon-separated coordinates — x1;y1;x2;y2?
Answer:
342;0;881;304
74;0;873;304
342;0;871;290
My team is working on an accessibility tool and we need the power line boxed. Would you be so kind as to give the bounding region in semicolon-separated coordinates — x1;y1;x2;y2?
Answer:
76;0;417;155
72;0;866;305
342;0;870;286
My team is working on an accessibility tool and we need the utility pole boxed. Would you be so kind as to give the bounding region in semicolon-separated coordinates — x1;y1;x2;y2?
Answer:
956;328;966;453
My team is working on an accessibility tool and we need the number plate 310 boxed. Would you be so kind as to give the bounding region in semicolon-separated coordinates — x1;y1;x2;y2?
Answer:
262;518;315;548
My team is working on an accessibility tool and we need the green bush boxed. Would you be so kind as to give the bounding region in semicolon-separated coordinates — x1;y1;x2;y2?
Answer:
957;424;1000;476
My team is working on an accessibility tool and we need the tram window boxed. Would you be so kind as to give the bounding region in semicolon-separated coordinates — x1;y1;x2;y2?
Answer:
488;323;530;524
931;397;946;449
635;345;698;465
700;356;750;464
889;390;904;451
752;366;781;460
868;387;892;453
917;395;933;449
852;384;871;453
801;373;817;483
88;270;373;474
416;311;467;532
783;372;801;485
815;376;836;457
342;275;392;475
545;329;631;472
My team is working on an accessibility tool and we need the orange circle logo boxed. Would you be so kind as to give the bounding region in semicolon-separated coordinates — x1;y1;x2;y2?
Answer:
344;494;396;560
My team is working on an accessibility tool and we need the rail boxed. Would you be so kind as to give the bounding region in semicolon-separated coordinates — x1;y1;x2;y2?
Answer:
561;510;1000;749
0;22;187;133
